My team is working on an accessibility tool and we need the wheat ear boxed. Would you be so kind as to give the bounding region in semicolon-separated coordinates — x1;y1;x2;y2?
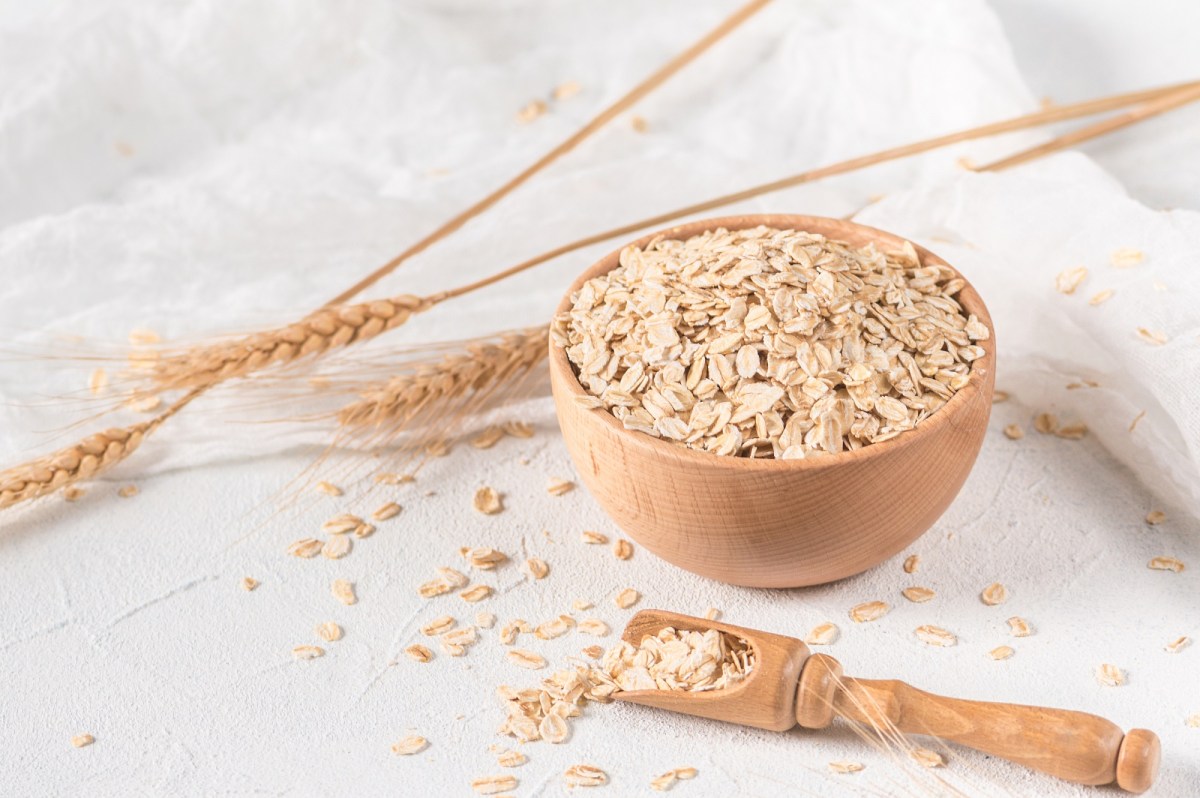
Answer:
152;294;432;391
337;326;548;429
0;389;200;508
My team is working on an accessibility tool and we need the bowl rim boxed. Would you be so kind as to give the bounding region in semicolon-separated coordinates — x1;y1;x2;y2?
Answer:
548;213;996;474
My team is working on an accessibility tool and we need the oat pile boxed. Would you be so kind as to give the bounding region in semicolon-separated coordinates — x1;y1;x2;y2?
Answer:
499;627;754;744
553;227;988;458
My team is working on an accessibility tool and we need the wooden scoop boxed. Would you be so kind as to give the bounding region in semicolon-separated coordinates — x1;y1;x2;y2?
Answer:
617;610;1160;793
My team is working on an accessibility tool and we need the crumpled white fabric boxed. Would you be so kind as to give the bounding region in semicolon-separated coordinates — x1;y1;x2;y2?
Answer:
859;154;1200;512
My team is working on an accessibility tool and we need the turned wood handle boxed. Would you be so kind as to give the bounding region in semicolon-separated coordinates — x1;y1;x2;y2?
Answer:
796;654;1160;793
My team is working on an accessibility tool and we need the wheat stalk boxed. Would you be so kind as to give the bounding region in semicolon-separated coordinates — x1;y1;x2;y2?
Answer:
151;294;432;391
0;389;200;509
337;326;548;429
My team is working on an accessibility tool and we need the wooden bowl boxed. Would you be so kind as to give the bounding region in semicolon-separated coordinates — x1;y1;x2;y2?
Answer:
549;214;995;588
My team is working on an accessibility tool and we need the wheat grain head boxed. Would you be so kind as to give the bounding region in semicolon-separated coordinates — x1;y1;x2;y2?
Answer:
151;294;432;391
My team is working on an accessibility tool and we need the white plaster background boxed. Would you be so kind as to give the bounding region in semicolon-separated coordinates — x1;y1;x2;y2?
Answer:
0;1;1198;795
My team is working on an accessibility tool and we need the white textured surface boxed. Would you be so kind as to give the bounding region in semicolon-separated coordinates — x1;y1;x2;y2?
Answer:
1;1;1198;796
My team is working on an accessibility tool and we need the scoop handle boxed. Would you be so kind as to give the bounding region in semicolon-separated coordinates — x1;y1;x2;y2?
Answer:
795;654;1159;793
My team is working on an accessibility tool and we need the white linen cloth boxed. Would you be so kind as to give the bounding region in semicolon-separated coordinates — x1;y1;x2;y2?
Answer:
1;1;1197;795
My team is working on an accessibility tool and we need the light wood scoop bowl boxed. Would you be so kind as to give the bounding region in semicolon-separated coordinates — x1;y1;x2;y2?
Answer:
617;610;1160;793
549;214;996;587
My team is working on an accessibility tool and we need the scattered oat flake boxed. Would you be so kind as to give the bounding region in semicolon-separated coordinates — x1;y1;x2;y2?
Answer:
911;748;945;768
902;554;920;574
1148;557;1184;573
375;472;414;485
354;522;375;539
981;582;1008;606
581;530;608;544
1136;327;1168;346
315;480;343;496
651;771;678;791
1089;289;1114;306
703;607;721;621
474;486;503;515
461;585;494;603
1096;664;1125;687
1007;617;1033;637
993;390;1010;403
1054;266;1088;294
902;586;935;603
372;502;401;521
1003;424;1024;440
465;548;509;571
572;599;593;612
540;712;570;744
332;579;357;605
674;768;697;780
829;761;864;774
241;577;259;592
850;601;890;622
581;645;604;659
577;619;610;637
72;734;95;748
471;426;505;449
472;772;520;792
316;622;343;642
1055;422;1088;440
405;644;433;663
117;484;138;498
477;612;497;629
1145;510;1166;525
322;536;351;560
88;368;107;395
517;99;546;124
63;486;85;502
612;539;634;560
1188;714;1200;728
564;764;607;787
1165;636;1190;654
1034;413;1058;434
915;625;956;647
496;749;527;768
989;645;1015;661
507;649;547;670
524;557;549;580
288;538;323;558
422;616;456;636
293;645;325;660
630;115;648;133
547;478;575;496
323;514;362;535
391;735;427;756
504;419;535;439
615;588;640;609
553;80;581;100
805;622;839;645
1111;247;1144;268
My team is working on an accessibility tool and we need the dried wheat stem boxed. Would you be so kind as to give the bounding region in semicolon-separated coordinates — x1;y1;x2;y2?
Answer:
153;294;433;391
0;389;201;509
338;326;548;428
324;0;772;306
979;82;1200;171
433;79;1200;302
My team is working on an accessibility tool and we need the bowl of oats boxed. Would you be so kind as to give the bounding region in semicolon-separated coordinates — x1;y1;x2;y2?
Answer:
549;214;995;587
